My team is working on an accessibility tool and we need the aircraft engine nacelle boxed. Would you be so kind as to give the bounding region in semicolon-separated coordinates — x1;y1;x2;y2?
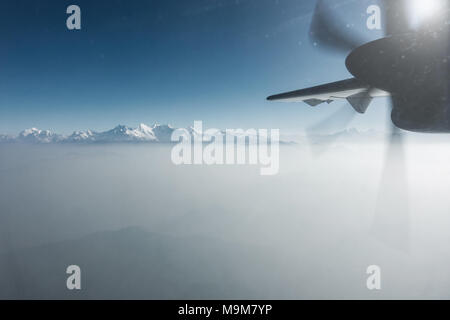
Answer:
346;31;450;132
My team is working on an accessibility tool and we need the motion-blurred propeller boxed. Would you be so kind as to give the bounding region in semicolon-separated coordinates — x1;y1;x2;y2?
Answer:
306;102;356;153
306;87;373;150
371;98;410;251
381;0;410;35
307;0;371;144
308;0;411;250
309;0;363;53
372;0;410;251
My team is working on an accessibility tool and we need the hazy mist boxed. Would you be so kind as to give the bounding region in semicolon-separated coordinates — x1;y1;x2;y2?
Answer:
1;139;450;299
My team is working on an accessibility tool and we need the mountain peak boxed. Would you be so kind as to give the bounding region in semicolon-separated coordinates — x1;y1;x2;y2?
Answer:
20;127;41;136
111;125;130;132
138;123;152;131
17;127;59;143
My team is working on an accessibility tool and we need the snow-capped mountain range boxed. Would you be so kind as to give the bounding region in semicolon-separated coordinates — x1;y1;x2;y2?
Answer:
0;123;177;144
0;123;292;144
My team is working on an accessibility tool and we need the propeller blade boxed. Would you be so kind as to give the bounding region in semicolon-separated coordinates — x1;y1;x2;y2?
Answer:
309;0;363;53
380;0;410;36
371;97;409;251
306;101;356;154
307;86;374;150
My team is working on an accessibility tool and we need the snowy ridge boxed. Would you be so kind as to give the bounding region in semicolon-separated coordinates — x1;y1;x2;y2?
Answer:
0;123;296;144
0;124;174;144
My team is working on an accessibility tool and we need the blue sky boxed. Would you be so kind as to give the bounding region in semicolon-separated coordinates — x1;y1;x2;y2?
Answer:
0;0;389;134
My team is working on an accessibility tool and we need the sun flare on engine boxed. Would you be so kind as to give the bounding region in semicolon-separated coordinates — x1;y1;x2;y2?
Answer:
409;0;447;29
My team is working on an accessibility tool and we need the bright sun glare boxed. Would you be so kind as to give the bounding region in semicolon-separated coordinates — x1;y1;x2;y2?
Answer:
409;0;446;28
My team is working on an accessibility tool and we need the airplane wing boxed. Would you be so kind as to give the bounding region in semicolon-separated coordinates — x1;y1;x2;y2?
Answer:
267;78;389;113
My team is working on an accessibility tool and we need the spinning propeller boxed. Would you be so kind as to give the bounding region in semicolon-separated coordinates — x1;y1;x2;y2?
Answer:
308;0;410;250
